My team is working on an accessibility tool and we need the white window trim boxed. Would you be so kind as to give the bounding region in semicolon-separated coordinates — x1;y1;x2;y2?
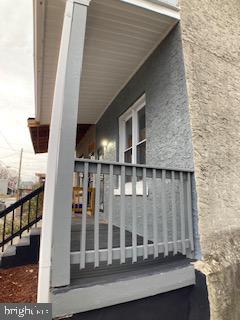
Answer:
119;94;146;164
114;94;148;196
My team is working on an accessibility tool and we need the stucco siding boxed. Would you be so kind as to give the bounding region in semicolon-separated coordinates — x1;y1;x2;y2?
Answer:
95;25;197;254
180;0;240;319
96;25;194;171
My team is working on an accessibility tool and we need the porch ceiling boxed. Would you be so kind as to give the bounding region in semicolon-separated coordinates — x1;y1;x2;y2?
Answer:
34;0;179;125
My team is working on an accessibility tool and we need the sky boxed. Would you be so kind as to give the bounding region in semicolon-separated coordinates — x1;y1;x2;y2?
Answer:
0;0;47;182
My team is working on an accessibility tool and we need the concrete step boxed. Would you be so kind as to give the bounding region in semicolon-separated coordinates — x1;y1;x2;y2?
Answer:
16;236;30;248
2;245;16;257
0;227;41;268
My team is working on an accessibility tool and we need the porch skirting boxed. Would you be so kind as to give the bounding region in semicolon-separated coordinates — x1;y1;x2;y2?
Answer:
51;260;195;318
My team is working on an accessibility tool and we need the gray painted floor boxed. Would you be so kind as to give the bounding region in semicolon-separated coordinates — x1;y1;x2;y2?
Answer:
70;215;187;282
71;216;150;252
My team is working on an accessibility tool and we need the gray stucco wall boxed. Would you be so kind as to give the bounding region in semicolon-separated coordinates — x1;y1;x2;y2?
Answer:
96;25;193;170
95;25;199;256
180;0;240;318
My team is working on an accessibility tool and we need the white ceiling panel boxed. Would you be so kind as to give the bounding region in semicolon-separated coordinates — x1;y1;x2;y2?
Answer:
36;0;178;125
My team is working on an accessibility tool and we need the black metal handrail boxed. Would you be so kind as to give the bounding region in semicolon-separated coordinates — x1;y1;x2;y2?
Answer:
0;185;44;251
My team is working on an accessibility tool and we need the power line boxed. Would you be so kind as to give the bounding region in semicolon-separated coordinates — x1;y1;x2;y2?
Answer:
0;146;16;151
0;131;16;151
0;146;35;154
0;160;18;170
0;152;20;159
0;159;9;167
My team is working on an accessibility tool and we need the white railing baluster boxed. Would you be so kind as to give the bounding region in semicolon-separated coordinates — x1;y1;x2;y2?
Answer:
187;172;194;251
152;169;158;258
171;171;177;255
120;165;126;263
132;166;137;263
161;170;168;256
94;163;101;268
73;159;194;268
143;168;148;259
107;164;113;265
179;171;186;255
80;162;89;269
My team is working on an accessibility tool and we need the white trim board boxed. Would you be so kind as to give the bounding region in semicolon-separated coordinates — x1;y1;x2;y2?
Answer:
70;240;193;264
119;93;146;164
37;0;89;301
72;0;91;6
121;0;180;19
33;0;46;122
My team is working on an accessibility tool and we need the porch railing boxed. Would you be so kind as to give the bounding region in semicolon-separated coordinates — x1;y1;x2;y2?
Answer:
71;158;194;269
0;185;44;251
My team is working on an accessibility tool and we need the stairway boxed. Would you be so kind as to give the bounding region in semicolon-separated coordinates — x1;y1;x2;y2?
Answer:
0;185;44;268
0;227;41;268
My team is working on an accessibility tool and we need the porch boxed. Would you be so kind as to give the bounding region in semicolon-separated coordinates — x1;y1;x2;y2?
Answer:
71;158;194;266
30;0;197;318
47;158;195;316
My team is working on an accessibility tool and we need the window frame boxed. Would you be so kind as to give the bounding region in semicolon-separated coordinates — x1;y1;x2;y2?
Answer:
119;94;146;165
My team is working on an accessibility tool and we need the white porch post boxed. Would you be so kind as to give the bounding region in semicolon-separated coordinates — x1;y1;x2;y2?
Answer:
37;0;90;302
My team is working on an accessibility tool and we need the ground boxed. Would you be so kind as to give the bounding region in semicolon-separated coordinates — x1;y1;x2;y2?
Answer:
0;264;38;303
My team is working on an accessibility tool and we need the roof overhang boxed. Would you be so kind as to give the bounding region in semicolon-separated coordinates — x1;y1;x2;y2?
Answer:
28;118;91;153
121;0;180;18
31;0;180;152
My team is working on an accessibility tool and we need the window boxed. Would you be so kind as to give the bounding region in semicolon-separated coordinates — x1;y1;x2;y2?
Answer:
115;95;146;195
119;94;146;165
137;106;146;164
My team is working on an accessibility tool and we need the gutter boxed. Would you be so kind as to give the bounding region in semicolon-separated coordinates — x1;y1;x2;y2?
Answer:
33;0;46;122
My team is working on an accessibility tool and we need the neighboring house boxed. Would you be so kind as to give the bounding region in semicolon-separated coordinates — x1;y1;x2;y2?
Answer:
35;173;46;184
18;181;34;199
7;171;18;195
26;0;239;319
0;179;8;195
0;165;17;195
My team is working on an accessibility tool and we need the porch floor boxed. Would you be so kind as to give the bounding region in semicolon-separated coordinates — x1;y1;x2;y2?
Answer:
70;216;188;282
51;216;195;317
71;215;148;252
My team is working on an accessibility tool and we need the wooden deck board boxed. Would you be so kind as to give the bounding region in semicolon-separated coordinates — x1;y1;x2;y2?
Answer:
71;217;147;252
70;216;187;282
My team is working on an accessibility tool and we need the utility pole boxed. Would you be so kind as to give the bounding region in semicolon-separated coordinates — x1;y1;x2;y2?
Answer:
17;148;23;192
